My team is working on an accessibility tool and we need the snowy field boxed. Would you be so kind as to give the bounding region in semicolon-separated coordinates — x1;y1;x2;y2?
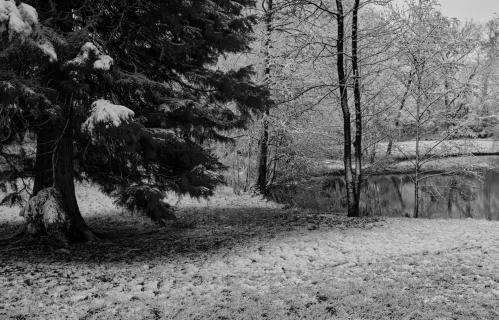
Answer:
0;185;498;319
376;139;499;158
316;139;499;174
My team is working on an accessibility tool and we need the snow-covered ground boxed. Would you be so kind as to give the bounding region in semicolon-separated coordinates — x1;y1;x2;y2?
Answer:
316;139;499;174
0;185;498;319
376;139;499;158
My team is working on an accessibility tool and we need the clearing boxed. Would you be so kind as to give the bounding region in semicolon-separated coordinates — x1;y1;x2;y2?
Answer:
0;185;498;319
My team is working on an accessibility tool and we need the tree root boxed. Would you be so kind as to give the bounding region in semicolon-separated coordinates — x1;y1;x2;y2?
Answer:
18;187;103;246
20;187;70;246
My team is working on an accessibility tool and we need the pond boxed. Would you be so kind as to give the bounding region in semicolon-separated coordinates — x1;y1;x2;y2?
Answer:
268;156;499;220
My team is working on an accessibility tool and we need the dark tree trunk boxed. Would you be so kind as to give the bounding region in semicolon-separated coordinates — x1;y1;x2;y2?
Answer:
351;0;362;217
335;0;356;218
33;125;55;195
413;69;423;219
54;128;97;241
28;119;97;243
256;0;273;194
413;176;419;218
246;140;251;190
256;114;270;194
387;74;413;156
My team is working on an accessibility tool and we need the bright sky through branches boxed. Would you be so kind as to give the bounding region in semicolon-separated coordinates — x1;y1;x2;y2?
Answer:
436;0;497;22
393;0;498;22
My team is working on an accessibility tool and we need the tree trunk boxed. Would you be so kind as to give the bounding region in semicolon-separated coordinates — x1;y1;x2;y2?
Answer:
27;119;97;243
413;72;422;219
447;182;454;217
21;187;71;246
256;0;273;195
387;74;413;156
351;0;361;217
335;0;356;218
444;78;450;126
256;113;270;194
413;176;419;218
481;73;490;116
246;140;251;190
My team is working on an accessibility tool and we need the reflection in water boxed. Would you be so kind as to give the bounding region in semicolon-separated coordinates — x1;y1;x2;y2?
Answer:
356;173;494;220
268;157;499;221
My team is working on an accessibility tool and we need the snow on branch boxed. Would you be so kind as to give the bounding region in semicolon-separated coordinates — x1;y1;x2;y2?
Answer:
82;99;135;133
37;41;57;63
0;0;57;62
67;42;114;71
17;3;37;26
93;55;113;70
0;0;37;37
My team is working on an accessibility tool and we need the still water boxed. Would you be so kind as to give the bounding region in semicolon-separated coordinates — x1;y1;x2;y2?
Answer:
268;156;499;220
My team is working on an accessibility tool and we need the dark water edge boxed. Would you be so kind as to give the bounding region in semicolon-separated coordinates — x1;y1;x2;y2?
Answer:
268;158;499;221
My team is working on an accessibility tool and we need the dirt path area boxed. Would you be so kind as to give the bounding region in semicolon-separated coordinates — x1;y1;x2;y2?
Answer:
0;186;498;319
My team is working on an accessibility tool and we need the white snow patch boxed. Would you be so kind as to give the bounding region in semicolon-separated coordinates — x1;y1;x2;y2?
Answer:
0;1;57;62
8;9;31;36
68;42;113;71
0;1;16;25
83;99;135;133
22;85;35;96
80;42;98;58
93;54;113;70
17;3;37;26
37;41;57;62
0;81;15;90
0;0;37;38
68;42;97;66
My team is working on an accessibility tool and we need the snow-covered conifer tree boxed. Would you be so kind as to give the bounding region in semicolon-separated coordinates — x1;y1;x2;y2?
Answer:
0;0;270;243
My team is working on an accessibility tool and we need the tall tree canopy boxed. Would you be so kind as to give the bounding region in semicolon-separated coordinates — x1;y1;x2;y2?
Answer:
0;0;270;242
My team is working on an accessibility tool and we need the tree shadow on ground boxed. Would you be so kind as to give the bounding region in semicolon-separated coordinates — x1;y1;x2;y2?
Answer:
0;207;382;264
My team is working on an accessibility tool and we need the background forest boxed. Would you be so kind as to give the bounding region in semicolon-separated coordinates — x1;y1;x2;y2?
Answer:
219;0;499;217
